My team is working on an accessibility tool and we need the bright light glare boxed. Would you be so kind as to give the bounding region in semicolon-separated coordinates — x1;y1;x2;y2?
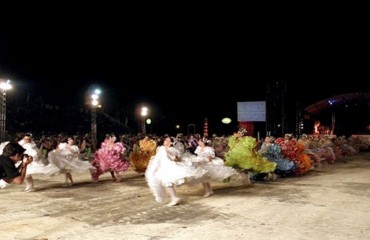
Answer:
91;94;99;100
141;106;148;117
221;117;232;124
90;88;101;107
92;99;99;106
0;79;12;91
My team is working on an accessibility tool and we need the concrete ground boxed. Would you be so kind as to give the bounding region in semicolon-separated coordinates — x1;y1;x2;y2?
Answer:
1;152;370;240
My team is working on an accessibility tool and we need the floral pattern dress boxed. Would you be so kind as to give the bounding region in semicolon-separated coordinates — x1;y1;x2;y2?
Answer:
91;139;130;181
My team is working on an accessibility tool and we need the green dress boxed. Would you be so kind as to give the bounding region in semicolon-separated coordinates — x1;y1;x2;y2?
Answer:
225;135;276;173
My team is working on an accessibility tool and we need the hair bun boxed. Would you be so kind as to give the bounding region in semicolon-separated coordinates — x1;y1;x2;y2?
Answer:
238;127;247;135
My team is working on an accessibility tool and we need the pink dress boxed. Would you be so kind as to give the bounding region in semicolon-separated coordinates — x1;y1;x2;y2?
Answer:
91;139;130;181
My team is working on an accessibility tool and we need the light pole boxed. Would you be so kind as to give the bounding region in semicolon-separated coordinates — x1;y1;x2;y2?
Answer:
146;118;152;134
90;89;101;151
187;123;196;135
221;117;232;135
176;124;181;133
140;106;148;135
0;79;12;142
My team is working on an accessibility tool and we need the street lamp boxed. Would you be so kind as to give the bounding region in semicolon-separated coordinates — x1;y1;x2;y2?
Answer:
221;117;232;136
0;79;12;142
91;88;101;151
141;106;148;135
221;117;232;124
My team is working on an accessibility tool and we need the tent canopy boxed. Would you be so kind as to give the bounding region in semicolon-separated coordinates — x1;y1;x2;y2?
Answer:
304;92;370;114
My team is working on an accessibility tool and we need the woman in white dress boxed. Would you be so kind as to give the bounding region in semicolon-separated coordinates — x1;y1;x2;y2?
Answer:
47;137;96;186
145;136;207;206
17;133;43;192
185;137;238;197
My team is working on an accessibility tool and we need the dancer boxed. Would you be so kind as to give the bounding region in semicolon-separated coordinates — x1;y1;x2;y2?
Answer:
145;136;207;206
47;137;96;186
91;134;130;182
258;136;296;178
184;137;238;197
225;128;277;185
129;136;157;173
17;133;43;192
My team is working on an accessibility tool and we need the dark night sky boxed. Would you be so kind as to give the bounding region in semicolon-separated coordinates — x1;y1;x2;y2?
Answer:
0;6;369;135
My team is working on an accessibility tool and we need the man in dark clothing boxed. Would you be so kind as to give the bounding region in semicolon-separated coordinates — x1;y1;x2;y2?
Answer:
0;142;33;189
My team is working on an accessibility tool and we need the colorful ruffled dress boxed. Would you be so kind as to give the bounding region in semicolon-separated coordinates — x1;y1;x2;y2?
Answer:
224;135;276;174
129;137;157;173
91;139;130;181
